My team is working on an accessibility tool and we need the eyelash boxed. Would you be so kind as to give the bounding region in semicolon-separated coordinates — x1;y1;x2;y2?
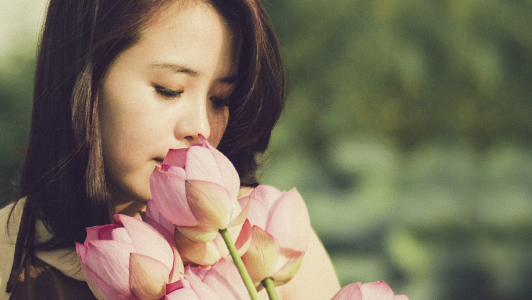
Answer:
155;86;183;98
155;85;229;109
210;97;229;110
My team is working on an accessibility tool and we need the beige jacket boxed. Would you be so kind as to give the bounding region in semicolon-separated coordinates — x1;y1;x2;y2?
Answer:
0;201;85;300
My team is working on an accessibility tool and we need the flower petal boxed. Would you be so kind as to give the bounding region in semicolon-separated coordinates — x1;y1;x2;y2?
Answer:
100;226;131;244
80;240;134;297
129;253;169;300
150;167;198;226
172;243;185;270
77;243;122;300
330;282;363;300
267;188;310;251
85;225;103;242
79;256;135;300
145;200;176;243
360;281;395;300
228;196;250;228
163;148;188;168
185;147;224;185
174;228;222;266
209;221;251;262
186;275;220;300
176;225;219;243
203;139;240;201
250;185;284;210
234;219;252;257
241;193;269;229
202;259;249;300
270;248;305;286
241;226;281;284
85;224;118;242
186;180;232;229
184;264;209;281
166;289;201;300
165;278;202;300
116;214;174;270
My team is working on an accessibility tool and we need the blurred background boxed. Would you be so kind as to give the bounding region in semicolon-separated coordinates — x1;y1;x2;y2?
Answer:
1;0;532;299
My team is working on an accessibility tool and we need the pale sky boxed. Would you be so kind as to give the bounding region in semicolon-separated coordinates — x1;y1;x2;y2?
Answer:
0;0;48;60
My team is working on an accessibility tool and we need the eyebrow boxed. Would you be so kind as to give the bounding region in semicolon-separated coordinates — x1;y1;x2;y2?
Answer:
149;62;238;84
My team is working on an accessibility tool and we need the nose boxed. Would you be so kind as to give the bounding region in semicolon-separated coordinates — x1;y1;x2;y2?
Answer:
175;96;211;145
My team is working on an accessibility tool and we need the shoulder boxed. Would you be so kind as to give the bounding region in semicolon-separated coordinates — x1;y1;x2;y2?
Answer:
8;255;96;300
276;229;340;300
0;201;23;300
0;200;88;299
0;201;23;241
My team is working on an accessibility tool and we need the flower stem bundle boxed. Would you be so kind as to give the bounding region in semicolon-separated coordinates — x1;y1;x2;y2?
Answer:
219;228;259;300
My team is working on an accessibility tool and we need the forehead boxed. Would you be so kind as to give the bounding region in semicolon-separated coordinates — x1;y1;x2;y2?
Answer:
133;1;239;76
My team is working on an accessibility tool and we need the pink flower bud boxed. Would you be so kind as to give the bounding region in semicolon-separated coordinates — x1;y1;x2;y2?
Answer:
330;281;409;300
76;214;184;300
146;200;252;266
240;185;311;287
184;259;250;300
165;277;219;300
149;136;245;242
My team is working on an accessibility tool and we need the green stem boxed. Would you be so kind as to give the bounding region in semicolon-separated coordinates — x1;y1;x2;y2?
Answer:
219;228;259;300
262;277;279;300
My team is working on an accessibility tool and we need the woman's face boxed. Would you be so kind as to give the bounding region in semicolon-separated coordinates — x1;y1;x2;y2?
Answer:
99;2;239;206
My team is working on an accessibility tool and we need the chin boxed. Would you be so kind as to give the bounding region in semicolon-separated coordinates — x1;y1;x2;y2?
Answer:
134;186;153;203
109;179;152;205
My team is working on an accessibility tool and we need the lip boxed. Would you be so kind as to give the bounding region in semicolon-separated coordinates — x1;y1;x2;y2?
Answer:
154;158;164;167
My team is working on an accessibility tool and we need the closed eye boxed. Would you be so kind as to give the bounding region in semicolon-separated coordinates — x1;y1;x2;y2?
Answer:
155;86;183;99
210;96;229;110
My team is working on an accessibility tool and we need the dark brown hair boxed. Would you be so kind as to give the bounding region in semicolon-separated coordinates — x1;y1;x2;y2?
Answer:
7;0;284;290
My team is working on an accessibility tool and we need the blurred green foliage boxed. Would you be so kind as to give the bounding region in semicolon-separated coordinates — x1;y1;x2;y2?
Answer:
0;54;33;204
259;0;532;299
264;0;532;151
1;0;532;299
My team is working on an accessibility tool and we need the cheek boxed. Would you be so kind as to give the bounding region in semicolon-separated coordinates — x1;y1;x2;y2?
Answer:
100;88;152;147
208;109;229;147
99;97;150;182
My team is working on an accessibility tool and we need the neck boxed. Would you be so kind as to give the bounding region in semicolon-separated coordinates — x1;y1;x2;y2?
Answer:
114;201;146;220
107;184;147;220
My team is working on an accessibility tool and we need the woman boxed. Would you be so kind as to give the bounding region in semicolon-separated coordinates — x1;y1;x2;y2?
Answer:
0;0;340;299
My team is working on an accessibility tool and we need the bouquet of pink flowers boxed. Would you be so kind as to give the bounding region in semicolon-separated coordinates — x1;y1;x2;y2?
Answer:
76;137;408;300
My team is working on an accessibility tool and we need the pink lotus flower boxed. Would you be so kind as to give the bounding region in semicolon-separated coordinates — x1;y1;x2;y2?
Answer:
331;281;409;300
240;185;311;287
150;136;249;243
76;214;184;300
164;277;219;300
145;200;252;266
184;259;250;300
164;259;250;300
